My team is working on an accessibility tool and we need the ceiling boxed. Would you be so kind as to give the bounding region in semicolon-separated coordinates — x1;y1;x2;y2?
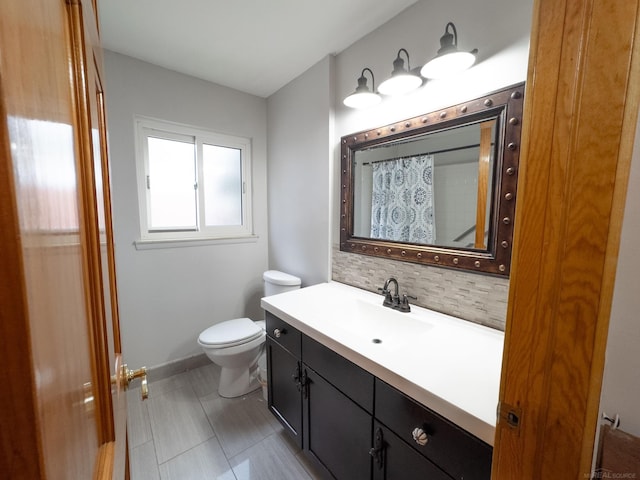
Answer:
98;0;420;98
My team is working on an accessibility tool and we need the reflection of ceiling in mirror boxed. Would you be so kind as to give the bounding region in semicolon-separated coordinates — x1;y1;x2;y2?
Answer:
355;121;495;168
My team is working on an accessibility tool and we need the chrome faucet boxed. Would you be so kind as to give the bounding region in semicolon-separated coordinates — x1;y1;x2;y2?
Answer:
378;277;416;312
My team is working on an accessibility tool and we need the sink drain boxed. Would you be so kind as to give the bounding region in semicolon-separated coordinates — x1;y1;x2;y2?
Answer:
372;338;382;344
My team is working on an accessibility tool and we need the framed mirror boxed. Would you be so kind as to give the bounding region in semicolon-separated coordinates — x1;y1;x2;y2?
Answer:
340;83;524;276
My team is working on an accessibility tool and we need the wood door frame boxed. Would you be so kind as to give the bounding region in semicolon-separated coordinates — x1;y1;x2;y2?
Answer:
67;1;128;477
67;0;115;445
493;0;640;478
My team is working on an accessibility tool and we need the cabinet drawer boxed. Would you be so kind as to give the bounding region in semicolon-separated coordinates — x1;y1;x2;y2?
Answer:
265;312;301;358
303;335;374;413
375;380;492;480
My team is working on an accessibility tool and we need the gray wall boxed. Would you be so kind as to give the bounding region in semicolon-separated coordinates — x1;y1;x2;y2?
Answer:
596;113;640;440
334;0;532;137
103;3;640;451
103;51;269;368
330;0;533;329
266;56;334;285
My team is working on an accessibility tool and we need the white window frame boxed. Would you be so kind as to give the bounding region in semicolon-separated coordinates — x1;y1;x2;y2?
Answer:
134;116;254;246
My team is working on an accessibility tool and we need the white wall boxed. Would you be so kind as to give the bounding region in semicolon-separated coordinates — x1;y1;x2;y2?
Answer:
101;4;640;439
264;0;533;288
103;51;269;368
435;162;478;245
266;56;334;286
333;0;533;244
596;114;640;439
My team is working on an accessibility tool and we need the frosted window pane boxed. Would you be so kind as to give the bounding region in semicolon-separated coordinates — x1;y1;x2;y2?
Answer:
148;136;197;229
203;144;242;226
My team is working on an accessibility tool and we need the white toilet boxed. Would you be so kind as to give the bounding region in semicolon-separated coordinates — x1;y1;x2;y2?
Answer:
197;270;301;398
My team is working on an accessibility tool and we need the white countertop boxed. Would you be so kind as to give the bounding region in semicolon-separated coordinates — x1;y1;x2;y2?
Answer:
261;281;504;445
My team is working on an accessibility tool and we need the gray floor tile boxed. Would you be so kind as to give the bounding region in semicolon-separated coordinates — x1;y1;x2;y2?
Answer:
187;363;222;399
229;432;313;480
128;388;153;448
130;441;160;480
148;385;215;463
295;450;325;480
158;437;236;480
147;372;193;398
270;429;323;480
271;424;301;456
201;390;278;458
130;364;318;480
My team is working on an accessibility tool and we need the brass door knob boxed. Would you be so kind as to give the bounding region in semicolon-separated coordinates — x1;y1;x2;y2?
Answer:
120;364;148;400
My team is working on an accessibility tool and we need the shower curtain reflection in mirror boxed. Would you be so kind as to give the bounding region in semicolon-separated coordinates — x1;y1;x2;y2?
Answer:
370;154;435;243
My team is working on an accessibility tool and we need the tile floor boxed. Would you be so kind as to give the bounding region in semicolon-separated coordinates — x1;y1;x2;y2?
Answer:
127;363;324;480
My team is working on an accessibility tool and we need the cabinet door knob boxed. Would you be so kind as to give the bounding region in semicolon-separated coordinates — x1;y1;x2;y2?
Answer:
273;328;282;338
412;427;428;446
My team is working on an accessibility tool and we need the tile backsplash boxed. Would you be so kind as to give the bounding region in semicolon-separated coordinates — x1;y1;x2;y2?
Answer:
332;246;509;331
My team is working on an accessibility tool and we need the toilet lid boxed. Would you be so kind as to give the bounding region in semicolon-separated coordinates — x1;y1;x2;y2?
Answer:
198;318;263;347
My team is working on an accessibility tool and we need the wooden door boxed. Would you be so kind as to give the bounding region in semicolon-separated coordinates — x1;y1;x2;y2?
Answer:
0;1;131;478
492;0;640;478
68;0;132;476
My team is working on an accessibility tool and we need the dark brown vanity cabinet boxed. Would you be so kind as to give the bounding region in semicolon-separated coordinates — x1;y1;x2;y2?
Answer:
304;368;373;479
266;312;374;479
265;312;492;480
370;421;451;480
303;335;374;480
265;313;303;447
374;380;492;480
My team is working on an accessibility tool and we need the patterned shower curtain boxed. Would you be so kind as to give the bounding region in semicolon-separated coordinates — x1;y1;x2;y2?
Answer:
370;154;435;243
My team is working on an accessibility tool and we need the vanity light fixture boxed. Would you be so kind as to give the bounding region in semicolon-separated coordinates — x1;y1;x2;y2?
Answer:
377;48;423;96
420;22;478;79
343;68;382;109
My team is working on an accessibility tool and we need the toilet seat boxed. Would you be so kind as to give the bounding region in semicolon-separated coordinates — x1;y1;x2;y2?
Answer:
198;318;263;348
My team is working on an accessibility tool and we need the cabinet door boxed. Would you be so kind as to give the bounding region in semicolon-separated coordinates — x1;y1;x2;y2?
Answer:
304;367;372;480
266;337;302;447
371;422;452;480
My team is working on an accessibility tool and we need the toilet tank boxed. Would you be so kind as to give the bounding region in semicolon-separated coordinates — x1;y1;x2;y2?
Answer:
263;270;301;297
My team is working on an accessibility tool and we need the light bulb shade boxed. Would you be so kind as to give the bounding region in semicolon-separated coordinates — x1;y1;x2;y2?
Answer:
420;50;476;79
378;74;422;96
343;91;382;109
378;48;422;96
343;67;381;108
420;22;477;79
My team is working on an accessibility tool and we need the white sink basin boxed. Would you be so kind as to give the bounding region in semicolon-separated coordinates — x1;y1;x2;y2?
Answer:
261;280;504;445
329;298;434;351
